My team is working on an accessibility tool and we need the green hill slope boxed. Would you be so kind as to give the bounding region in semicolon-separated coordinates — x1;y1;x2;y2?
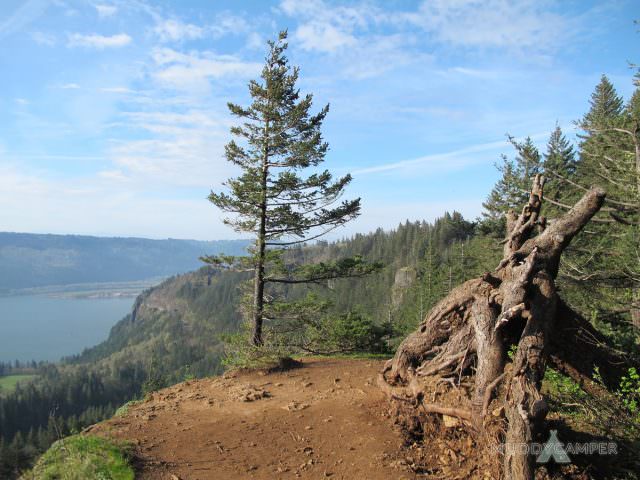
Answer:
0;212;484;477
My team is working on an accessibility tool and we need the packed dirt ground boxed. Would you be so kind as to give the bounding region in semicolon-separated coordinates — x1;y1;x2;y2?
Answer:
90;358;421;480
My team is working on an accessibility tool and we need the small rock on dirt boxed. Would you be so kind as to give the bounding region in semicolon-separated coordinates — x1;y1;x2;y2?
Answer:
442;415;459;428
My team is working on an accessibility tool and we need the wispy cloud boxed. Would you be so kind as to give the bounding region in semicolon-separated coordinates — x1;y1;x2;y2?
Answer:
245;32;263;50
31;31;56;46
279;0;427;78
95;4;118;18
280;0;373;54
151;48;260;92
352;140;511;176
58;83;81;89
399;0;570;54
279;0;578;72
209;12;249;38
294;21;357;53
0;163;225;239
353;131;553;176
98;169;129;182
12;154;106;161
99;87;133;94
0;0;48;40
107;109;234;187
151;12;249;43
67;32;132;49
153;18;204;42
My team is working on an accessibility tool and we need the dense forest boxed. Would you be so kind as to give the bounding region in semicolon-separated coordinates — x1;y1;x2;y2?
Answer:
1;71;639;477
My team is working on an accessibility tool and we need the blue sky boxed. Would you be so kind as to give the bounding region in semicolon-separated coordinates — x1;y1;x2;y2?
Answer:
0;0;637;240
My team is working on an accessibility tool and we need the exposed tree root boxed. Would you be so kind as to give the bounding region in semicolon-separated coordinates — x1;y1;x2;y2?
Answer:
420;402;473;422
378;175;632;479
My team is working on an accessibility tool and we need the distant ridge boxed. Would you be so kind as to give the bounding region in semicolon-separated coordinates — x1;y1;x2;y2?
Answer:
0;232;249;292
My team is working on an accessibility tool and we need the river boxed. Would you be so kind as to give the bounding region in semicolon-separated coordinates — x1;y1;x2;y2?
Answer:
0;295;133;362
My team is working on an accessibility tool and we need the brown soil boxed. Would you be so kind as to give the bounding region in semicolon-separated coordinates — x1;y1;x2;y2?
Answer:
90;358;417;480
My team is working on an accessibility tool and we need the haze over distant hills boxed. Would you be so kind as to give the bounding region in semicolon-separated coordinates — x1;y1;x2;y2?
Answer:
0;232;249;292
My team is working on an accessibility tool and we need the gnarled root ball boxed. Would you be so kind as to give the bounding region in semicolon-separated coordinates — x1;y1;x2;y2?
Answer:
379;176;629;480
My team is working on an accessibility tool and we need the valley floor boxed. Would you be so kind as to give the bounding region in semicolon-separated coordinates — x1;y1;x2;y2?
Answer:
89;358;410;480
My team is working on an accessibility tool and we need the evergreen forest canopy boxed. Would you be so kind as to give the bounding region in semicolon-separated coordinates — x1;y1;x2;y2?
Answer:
1;34;639;479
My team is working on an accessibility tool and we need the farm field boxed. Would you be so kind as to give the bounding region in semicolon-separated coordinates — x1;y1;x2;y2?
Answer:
0;375;37;394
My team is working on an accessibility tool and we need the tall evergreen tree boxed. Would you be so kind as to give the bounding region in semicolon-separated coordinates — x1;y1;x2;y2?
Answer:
542;124;577;209
206;31;377;346
481;136;542;235
554;75;640;337
581;74;624;128
576;74;626;187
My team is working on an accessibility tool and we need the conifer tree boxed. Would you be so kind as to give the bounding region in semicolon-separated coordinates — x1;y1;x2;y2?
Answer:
542;124;576;210
551;75;640;335
581;74;624;128
481;136;542;235
205;31;378;346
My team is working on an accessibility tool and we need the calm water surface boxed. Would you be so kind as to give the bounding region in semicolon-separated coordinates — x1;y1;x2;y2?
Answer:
0;295;133;362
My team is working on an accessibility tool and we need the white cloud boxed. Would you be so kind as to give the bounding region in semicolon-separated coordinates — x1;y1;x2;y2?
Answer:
0;0;48;40
52;0;78;17
58;83;81;89
31;31;56;46
209;12;249;38
107;109;234;188
245;32;263;50
95;4;117;18
280;0;370;28
352;131;553;176
442;67;501;79
352;139;510;175
402;0;568;53
14;98;29;105
279;0;423;78
0;163;231;239
280;0;372;53
67;32;132;49
98;169;129;181
279;0;574;75
151;12;247;43
99;87;133;94
295;22;356;53
342;33;425;79
151;48;260;92
153;19;204;42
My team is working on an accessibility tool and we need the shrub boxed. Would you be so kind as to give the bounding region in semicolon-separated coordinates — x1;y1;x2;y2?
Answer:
24;435;134;480
618;367;640;421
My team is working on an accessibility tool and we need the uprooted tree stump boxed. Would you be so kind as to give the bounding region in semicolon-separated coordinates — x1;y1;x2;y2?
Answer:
379;175;633;479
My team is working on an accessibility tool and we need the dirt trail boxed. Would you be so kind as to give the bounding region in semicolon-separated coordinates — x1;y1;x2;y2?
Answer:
90;358;411;480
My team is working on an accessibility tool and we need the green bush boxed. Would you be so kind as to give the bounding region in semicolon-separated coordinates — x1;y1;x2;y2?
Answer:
305;311;391;355
221;322;294;371
24;435;134;480
221;307;392;370
618;367;640;420
113;400;142;418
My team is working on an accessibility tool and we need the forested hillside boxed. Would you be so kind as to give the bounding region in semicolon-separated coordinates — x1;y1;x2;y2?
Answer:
0;233;248;292
0;212;480;477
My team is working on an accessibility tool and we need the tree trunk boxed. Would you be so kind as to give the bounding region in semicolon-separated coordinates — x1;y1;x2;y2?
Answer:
252;122;270;347
378;175;630;479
